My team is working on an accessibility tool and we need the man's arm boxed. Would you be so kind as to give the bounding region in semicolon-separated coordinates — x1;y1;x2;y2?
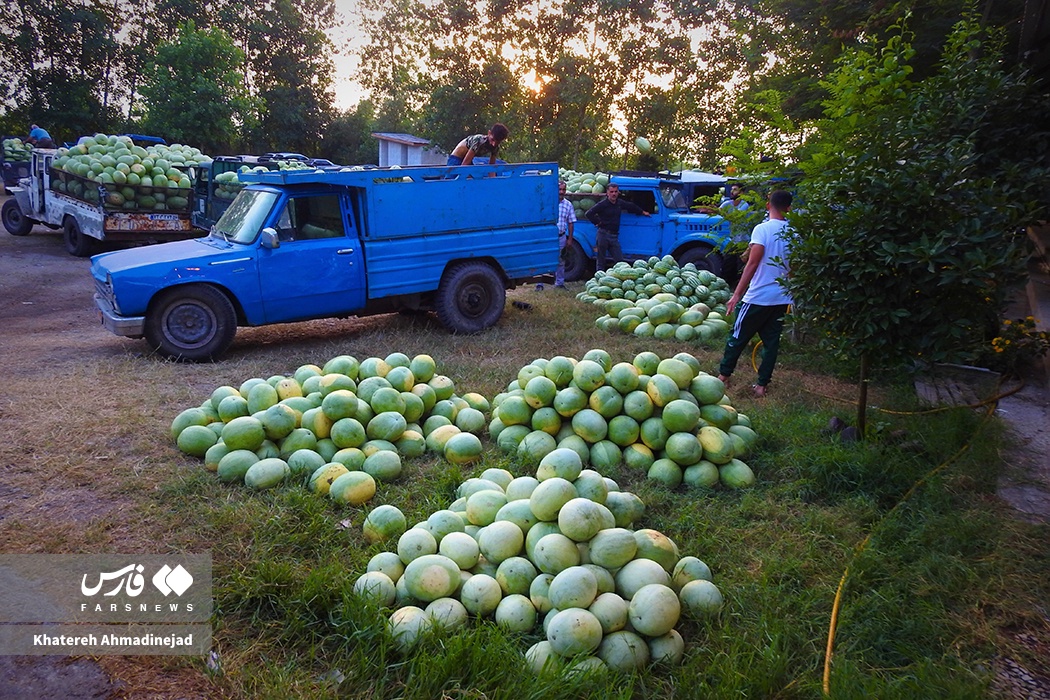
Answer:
585;200;607;226
726;243;764;316
622;200;650;217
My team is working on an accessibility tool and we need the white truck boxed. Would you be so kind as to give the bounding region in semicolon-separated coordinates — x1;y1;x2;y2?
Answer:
2;149;198;256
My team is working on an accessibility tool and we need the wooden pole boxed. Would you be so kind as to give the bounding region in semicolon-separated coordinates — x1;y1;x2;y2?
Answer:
857;352;870;438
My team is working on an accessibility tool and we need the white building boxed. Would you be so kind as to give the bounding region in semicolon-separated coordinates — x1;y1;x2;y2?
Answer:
372;133;447;167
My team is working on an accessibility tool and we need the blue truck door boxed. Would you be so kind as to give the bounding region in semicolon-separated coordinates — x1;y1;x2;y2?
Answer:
256;192;366;323
618;189;663;261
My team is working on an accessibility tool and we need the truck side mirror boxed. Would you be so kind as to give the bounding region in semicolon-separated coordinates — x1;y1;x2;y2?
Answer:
260;227;280;249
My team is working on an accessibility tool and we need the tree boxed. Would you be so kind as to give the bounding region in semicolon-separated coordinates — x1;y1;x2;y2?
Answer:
139;21;253;153
322;100;379;165
241;0;337;154
788;16;1050;432
0;0;125;141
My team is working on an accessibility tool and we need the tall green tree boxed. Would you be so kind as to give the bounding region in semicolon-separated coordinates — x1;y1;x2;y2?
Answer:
788;16;1049;431
139;21;254;153
240;0;337;154
0;0;125;141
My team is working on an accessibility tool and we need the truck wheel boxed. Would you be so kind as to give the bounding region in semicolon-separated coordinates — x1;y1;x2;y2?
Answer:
145;285;237;362
63;218;95;257
435;261;506;334
2;199;32;236
676;246;723;277
563;240;593;282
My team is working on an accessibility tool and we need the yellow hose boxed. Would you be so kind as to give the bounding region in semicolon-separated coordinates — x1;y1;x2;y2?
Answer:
821;385;1001;695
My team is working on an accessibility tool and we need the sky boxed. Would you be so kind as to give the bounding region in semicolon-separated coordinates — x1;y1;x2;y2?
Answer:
328;0;368;110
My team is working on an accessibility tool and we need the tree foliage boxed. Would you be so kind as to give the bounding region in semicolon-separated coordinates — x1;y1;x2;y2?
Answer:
789;17;1049;374
139;21;253;154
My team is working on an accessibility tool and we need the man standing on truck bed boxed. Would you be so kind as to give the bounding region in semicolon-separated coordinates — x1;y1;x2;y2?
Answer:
27;124;55;148
447;123;509;165
585;183;650;271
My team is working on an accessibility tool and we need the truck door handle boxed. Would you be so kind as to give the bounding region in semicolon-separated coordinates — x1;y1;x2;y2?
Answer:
337;248;355;255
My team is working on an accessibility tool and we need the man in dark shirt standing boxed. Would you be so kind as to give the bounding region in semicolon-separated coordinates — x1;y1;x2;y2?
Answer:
585;183;650;271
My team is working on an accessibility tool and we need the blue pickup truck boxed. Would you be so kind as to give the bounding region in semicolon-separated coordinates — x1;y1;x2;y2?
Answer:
562;170;731;281
92;163;559;360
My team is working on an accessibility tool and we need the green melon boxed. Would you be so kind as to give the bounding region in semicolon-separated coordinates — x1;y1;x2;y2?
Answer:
647;458;684;488
698;426;735;464
531;533;580;574
353;571;396;607
553;387;588;417
628;583;680;636
478;520;525;564
459;573;503;616
244;458;290;489
516;430;557;467
286;448;326;480
216;449;259;483
364;504;408;543
308;462;350;495
547;608;603;657
176;424;217;457
598;630;650;672
363;450;402;481
444;432;483;465
329;470;377;505
679;579;724;618
719;458;755;488
221;416;266;451
689;374;726;404
683;460;720;489
536;447;583;482
588;527;638;569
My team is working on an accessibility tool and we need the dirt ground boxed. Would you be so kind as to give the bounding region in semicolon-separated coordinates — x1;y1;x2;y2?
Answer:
0;204;1048;698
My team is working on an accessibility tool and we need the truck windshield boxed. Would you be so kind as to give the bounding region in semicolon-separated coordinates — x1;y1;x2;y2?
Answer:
213;189;279;243
660;184;689;212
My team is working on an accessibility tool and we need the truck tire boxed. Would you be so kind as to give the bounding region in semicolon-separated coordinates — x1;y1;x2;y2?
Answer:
2;199;32;236
145;285;237;362
63;217;95;257
563;240;593;282
676;246;723;277
435;261;506;334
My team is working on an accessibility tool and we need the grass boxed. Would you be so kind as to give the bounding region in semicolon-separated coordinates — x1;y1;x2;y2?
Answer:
2;281;1048;698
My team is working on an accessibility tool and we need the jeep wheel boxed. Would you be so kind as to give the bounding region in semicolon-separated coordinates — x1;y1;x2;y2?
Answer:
63;217;95;257
2;199;32;236
145;285;237;361
676;246;723;276
563;240;593;282
435;261;506;333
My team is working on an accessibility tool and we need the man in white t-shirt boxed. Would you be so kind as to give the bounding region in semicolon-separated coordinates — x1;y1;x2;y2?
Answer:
717;189;793;397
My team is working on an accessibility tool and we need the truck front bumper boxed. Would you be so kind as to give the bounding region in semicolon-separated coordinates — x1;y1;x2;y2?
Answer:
94;294;145;337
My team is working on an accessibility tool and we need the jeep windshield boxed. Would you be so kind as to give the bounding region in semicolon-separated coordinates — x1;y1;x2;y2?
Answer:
212;189;279;244
660;183;689;212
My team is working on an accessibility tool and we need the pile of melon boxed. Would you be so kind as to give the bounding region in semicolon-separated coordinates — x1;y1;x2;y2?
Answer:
3;137;32;162
489;349;758;491
211;161;314;200
354;450;725;674
169;353;491;505
579;257;733;342
49;133;211;211
559;169;611;220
